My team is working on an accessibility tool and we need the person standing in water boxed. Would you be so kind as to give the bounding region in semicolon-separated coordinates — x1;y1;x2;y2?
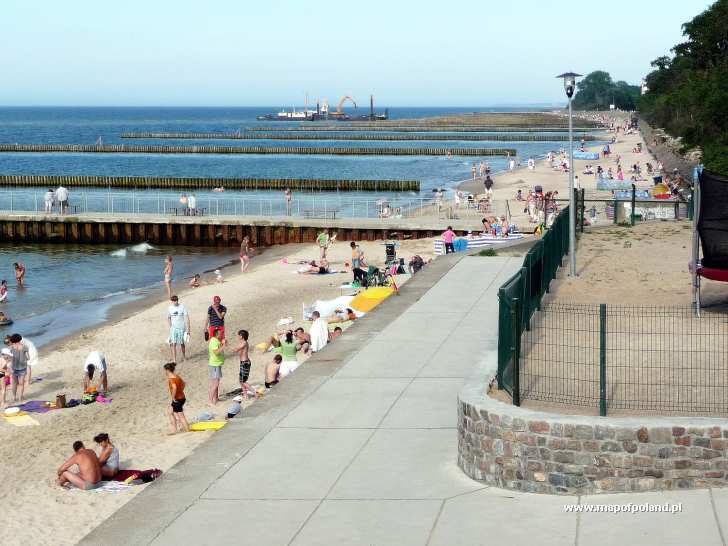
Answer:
163;256;173;299
240;236;251;273
0;280;8;303
14;263;25;288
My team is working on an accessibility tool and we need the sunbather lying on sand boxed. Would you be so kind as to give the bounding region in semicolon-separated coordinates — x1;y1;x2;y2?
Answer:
298;259;330;274
327;308;357;324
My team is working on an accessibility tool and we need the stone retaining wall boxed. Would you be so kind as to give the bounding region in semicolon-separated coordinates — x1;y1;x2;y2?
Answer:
458;401;728;494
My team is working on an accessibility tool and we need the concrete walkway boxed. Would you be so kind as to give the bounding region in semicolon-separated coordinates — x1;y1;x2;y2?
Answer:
84;256;728;546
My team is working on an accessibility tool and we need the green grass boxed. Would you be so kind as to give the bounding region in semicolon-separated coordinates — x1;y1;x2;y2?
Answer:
477;248;498;257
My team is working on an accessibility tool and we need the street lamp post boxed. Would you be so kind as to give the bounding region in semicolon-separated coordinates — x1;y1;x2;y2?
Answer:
557;71;582;276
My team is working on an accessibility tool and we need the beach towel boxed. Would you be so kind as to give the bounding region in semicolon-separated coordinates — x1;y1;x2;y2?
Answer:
110;469;162;483
190;421;227;431
17;400;56;414
309;317;329;352
2;414;39;427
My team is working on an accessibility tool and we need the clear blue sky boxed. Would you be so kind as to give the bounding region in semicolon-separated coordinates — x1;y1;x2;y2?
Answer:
0;0;714;107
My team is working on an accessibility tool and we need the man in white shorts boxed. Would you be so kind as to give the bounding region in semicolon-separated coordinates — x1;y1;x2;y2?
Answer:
167;295;190;362
84;351;108;393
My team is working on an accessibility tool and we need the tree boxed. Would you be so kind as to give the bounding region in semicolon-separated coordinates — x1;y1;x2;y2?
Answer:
639;0;728;174
572;71;640;110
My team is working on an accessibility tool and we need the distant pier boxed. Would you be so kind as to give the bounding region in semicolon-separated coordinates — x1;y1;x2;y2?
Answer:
0;174;420;192
0;143;516;157
246;126;602;133
0;212;468;248
120;132;597;142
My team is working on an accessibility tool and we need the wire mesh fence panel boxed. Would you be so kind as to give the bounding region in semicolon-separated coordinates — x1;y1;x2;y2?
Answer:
519;303;728;415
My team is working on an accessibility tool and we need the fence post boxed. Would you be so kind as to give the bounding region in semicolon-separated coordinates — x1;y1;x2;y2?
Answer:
599;303;607;417
631;184;636;226
579;188;585;233
512;297;521;407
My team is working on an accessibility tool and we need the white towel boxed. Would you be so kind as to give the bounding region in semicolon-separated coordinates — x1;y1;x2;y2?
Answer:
309;318;329;352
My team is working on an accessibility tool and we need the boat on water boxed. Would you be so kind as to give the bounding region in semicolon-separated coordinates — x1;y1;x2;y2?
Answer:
256;107;317;122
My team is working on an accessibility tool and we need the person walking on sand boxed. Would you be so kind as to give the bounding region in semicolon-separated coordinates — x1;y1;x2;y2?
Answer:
207;328;226;405
317;229;332;260
14;262;25;288
232;329;254;398
167;295;190;362
240;236;251;273
163;256;173;299
56;441;102;490
442;226;456;254
284;188;293;215
164;362;190;433
205;295;226;340
8;334;28;403
84;350;108;394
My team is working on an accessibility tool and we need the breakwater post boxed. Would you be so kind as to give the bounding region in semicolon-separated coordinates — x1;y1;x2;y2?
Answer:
120;132;597;142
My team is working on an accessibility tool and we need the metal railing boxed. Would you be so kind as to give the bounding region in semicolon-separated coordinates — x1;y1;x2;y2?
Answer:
519;304;728;416
0;190;509;221
497;207;570;402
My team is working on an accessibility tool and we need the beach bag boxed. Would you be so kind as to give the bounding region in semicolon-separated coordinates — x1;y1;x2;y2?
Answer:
82;392;98;404
55;394;67;408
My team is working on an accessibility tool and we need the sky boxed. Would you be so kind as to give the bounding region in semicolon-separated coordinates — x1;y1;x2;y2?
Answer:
0;0;715;107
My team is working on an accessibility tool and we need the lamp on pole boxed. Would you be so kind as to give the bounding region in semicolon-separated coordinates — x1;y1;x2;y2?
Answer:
556;71;582;276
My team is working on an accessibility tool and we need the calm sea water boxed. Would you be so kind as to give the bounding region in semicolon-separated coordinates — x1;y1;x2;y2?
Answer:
0;106;590;346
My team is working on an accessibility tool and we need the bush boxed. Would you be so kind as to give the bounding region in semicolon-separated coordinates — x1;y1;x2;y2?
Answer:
477;248;498;256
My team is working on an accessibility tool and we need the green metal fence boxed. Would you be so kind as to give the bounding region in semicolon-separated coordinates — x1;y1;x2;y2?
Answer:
497;207;570;402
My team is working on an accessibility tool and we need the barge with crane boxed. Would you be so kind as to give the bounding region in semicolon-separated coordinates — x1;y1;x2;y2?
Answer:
257;94;388;122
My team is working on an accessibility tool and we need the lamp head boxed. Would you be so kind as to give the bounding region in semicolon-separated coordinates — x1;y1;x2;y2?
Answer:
556;72;582;99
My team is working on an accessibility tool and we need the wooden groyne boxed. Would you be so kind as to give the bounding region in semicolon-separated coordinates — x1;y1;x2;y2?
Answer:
247;126;601;133
0;144;517;157
0;174;420;192
120;132;597;142
0;213;456;248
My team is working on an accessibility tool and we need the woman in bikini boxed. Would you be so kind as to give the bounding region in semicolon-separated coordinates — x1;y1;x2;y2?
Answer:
240;236;251;273
163;256;173;299
94;433;120;478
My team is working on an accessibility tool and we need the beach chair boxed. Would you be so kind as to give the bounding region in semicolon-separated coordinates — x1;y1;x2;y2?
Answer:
692;169;728;316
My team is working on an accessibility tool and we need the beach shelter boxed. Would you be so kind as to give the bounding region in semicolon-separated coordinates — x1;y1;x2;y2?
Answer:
692;169;728;316
349;287;395;313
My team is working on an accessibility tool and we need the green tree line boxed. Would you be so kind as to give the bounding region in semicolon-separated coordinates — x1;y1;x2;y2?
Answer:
639;0;728;174
572;71;641;111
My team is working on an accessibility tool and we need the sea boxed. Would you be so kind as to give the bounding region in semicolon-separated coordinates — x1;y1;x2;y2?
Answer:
0;106;593;346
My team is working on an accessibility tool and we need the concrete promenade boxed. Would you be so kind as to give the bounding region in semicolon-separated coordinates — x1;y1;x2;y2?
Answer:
83;255;728;546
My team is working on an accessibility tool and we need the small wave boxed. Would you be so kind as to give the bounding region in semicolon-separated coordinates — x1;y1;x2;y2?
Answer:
130;242;156;253
110;248;127;257
101;290;128;299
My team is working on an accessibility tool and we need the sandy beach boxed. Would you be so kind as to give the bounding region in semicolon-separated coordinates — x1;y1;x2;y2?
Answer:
0;235;436;546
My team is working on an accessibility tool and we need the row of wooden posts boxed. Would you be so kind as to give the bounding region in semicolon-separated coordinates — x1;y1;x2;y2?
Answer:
120;132;597;142
0;174;420;192
0;143;517;156
246;125;602;133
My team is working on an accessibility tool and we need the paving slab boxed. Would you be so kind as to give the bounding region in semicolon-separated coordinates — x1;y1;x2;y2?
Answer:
707;487;728;541
151;499;318;546
290;499;442;546
329;429;481;499
203;428;371;499
429;487;577;546
374;312;464;343
335;338;443;378
578;489;722;546
418;341;496;378
380;377;462;429
278;377;410;428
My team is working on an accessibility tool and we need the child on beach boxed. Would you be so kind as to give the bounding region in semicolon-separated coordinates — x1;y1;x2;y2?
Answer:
0;348;11;408
0;280;8;303
265;354;282;389
189;274;201;288
164;362;190;434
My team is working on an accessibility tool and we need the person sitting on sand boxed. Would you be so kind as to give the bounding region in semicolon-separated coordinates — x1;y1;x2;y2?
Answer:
515;189;523;201
294;327;311;354
14;262;25;288
56;441;102;490
278;330;299;377
84;350;108;394
189;274;201;288
265;354;282;389
93;433;120;478
300;259;330;275
327;308;357;324
329;326;343;342
164;362;189;433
